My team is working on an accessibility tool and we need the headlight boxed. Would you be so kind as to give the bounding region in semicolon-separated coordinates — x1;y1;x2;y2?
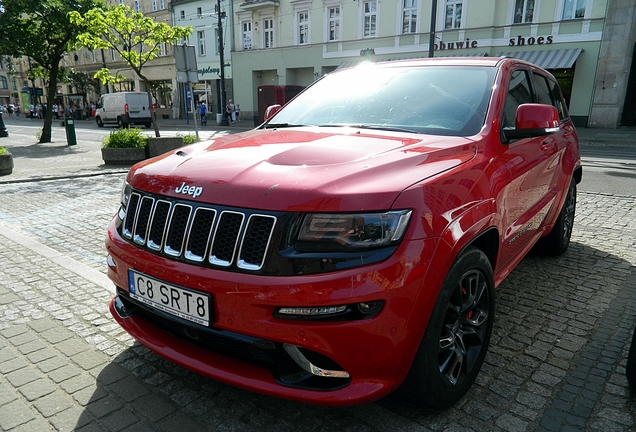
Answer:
121;181;132;207
118;181;132;220
296;210;412;252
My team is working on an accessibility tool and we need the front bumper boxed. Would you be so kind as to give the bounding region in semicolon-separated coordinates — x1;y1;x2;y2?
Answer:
106;217;438;405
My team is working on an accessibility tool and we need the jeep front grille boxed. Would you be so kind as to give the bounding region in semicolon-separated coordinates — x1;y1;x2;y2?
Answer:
121;191;276;271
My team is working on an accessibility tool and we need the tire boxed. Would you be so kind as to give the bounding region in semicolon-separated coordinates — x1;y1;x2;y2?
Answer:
96;117;104;128
627;326;636;389
400;246;495;409
537;179;576;255
117;117;127;129
145;123;152;129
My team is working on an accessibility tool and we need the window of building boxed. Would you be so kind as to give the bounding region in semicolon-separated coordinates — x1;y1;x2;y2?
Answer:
215;28;220;54
180;10;185;20
363;1;377;37
0;76;8;90
242;21;253;50
197;7;202;17
328;6;341;41
562;0;585;19
445;0;463;29
297;11;309;45
152;0;157;11
514;0;534;23
133;0;140;12
159;43;167;56
118;0;123;4
12;77;18;91
263;18;274;48
197;30;206;56
402;0;418;34
159;0;165;9
110;48;116;61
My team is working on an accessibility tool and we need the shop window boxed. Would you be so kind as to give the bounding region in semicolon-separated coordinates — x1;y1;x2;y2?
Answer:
327;6;341;41
363;1;377;37
445;0;463;29
402;0;418;34
562;0;585;19
514;0;534;23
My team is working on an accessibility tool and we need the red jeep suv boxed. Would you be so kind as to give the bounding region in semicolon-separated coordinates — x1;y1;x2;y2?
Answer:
106;57;581;409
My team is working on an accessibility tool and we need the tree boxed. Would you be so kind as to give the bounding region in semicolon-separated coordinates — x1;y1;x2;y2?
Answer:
70;4;192;137
0;0;102;143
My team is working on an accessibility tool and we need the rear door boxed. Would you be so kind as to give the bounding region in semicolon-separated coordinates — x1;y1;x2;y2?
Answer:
127;93;150;120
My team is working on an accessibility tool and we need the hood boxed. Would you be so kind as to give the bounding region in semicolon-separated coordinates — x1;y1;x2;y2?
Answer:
128;128;477;212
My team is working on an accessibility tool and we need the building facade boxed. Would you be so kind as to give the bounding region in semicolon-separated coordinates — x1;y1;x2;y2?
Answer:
229;0;636;129
61;0;180;119
170;0;235;119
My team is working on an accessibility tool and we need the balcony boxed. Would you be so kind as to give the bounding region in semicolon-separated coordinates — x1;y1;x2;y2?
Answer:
239;0;279;11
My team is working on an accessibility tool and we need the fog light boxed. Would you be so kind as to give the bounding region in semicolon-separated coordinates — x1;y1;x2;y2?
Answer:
277;305;347;317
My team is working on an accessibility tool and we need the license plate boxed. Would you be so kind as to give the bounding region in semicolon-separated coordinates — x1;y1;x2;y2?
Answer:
128;270;211;326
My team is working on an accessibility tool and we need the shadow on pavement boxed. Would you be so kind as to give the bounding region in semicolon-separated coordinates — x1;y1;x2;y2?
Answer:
73;240;636;430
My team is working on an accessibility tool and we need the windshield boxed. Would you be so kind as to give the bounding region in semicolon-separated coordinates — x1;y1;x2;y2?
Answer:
266;64;496;136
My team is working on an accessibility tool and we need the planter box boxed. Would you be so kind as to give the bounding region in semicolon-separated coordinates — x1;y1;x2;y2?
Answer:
146;137;185;158
0;152;13;175
101;147;147;165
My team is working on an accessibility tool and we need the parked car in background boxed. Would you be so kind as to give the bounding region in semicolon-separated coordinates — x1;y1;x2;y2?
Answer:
105;57;581;409
95;91;153;129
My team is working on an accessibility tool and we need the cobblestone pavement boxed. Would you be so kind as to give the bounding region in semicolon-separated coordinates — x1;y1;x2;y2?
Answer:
1;173;636;431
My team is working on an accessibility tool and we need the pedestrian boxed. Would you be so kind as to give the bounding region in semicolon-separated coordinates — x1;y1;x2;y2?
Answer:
235;104;240;122
14;104;20;117
226;99;235;123
29;104;34;119
7;104;13;117
199;102;207;126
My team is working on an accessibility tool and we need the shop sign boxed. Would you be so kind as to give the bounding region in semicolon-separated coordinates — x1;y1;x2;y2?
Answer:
509;35;554;46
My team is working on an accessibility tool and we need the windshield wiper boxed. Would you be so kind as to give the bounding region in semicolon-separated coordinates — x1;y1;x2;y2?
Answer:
319;124;420;134
263;123;305;129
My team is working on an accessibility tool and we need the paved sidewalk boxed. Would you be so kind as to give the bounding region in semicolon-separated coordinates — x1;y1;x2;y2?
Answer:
0;114;253;184
0;116;635;431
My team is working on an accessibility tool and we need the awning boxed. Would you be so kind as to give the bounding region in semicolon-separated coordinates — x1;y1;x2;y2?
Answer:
496;48;583;69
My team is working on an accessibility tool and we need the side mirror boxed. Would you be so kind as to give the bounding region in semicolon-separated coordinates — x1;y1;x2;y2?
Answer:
264;104;282;122
503;103;560;141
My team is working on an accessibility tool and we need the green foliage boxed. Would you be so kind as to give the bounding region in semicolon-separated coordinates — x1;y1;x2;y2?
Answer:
102;128;148;149
0;0;103;144
69;4;192;86
176;133;198;145
0;146;8;155
35;129;42;140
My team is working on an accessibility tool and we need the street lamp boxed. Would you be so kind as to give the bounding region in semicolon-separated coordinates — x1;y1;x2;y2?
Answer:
216;0;229;126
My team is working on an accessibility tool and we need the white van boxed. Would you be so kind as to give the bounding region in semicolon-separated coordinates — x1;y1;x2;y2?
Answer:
95;92;153;128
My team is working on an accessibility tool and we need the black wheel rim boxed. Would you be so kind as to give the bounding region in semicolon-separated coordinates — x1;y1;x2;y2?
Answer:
561;185;576;246
438;269;490;387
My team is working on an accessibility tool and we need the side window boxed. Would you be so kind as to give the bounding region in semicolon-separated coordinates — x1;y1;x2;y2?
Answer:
548;78;569;121
503;69;532;129
531;72;553;106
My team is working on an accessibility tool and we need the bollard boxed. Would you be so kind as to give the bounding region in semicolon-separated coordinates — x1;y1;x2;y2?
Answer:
0;112;8;138
64;116;77;146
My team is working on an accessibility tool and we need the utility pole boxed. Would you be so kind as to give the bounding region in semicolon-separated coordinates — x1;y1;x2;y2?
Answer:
428;0;437;58
217;0;229;126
